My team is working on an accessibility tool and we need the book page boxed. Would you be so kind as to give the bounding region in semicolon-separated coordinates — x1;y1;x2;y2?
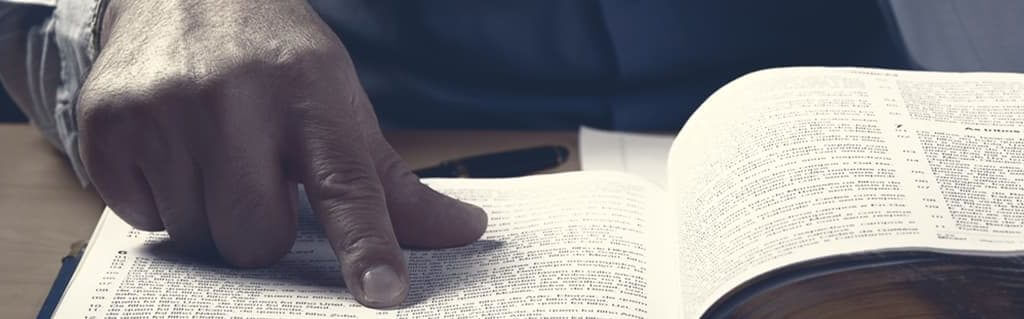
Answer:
54;172;677;318
665;67;1024;317
579;126;676;187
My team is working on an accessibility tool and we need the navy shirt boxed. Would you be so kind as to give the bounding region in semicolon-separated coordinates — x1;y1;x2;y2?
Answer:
309;1;906;131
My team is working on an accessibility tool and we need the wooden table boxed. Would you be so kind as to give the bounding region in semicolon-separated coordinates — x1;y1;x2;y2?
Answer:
0;123;578;319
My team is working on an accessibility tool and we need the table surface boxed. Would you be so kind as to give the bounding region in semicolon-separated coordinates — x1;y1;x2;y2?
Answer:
0;123;578;318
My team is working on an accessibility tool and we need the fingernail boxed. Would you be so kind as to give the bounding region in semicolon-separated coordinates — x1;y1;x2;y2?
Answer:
362;265;404;307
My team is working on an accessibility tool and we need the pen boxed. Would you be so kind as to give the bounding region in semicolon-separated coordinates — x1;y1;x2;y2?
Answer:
37;240;88;319
413;145;570;178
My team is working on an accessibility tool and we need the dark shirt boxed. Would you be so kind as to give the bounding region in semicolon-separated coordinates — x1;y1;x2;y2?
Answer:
309;0;908;131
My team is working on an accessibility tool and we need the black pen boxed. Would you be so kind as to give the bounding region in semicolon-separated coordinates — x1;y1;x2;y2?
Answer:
37;241;88;319
413;145;570;178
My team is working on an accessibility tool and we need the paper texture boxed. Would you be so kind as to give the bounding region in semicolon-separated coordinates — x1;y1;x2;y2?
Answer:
578;126;676;187
668;67;1024;317
54;172;674;318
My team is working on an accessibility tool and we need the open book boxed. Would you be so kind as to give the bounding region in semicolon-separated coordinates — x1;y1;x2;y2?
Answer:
53;67;1024;318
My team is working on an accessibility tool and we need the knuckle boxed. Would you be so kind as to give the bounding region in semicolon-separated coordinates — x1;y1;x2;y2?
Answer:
84;67;194;106
312;163;382;201
145;73;197;98
310;168;395;259
275;44;339;71
77;101;137;157
79;78;186;126
317;190;384;232
339;223;394;259
77;96;140;149
380;155;422;192
77;97;120;133
344;225;393;250
78;67;200;138
377;150;410;179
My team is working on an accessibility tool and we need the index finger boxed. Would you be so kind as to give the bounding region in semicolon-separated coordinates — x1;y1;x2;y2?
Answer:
293;103;409;309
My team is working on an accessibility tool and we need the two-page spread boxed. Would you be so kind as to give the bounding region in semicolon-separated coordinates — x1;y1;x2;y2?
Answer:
54;67;1024;318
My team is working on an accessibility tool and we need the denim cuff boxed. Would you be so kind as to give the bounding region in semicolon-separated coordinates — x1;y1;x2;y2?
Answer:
2;4;61;151
2;1;56;6
51;0;105;186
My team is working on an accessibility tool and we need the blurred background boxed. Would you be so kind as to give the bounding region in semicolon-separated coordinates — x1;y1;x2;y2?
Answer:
0;1;906;124
1;90;26;122
4;1;1021;124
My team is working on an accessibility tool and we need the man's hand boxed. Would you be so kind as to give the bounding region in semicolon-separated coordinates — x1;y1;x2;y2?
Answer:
77;0;487;308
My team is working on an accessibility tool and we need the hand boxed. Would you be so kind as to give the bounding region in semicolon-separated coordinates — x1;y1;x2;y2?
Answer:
77;0;487;308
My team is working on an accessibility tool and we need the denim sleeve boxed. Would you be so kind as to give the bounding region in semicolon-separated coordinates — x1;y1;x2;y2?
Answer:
51;0;106;185
1;3;60;148
4;0;102;186
1;1;55;6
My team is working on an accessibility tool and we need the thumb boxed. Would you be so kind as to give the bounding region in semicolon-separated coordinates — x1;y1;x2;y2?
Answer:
368;131;488;248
